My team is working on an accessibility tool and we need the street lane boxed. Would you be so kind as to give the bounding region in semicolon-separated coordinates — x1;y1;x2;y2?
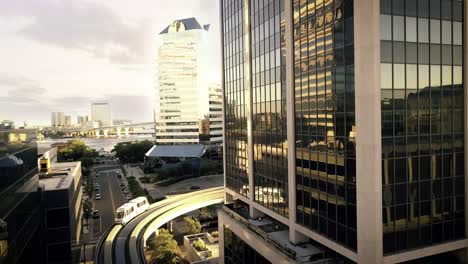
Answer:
93;171;125;238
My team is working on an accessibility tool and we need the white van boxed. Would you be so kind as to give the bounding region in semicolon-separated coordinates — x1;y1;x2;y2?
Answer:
115;203;137;225
129;197;149;215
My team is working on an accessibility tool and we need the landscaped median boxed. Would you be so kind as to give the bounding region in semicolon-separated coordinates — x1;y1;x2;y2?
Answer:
127;176;153;203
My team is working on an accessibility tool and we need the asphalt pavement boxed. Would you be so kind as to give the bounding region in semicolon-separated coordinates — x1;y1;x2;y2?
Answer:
93;170;126;238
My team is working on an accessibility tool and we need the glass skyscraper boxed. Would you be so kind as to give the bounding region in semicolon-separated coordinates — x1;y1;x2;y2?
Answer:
219;0;467;263
0;129;44;264
155;18;223;145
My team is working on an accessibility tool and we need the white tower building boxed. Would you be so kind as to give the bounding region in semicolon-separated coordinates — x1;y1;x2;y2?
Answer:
91;102;111;128
155;18;219;145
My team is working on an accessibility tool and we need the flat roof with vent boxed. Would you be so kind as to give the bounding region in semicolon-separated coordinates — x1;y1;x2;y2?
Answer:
145;144;206;158
39;161;81;191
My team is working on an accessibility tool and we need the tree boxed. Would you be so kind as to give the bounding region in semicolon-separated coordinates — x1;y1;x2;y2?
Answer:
83;199;93;220
58;139;98;162
112;140;154;163
84;177;94;197
181;216;201;235
199;205;218;220
151;229;183;264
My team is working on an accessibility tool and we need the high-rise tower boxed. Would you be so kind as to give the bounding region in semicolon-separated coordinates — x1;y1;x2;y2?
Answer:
155;18;223;145
219;0;467;263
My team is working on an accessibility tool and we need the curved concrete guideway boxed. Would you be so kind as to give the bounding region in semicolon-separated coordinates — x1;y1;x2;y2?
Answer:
130;191;224;263
96;187;224;264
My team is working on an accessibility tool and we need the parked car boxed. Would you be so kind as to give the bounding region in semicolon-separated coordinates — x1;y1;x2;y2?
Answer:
123;189;129;194
92;210;100;218
125;194;132;201
95;193;101;200
120;182;125;187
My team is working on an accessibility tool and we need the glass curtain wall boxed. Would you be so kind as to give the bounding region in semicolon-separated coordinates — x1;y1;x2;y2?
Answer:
251;0;289;217
293;0;357;250
223;0;250;197
224;227;271;264
380;0;465;254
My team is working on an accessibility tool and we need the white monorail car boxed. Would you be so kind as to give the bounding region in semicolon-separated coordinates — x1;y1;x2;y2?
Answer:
115;196;149;225
129;197;149;215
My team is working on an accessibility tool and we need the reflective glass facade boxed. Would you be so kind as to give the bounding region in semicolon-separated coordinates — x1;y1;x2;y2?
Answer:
293;0;357;250
224;227;271;264
155;18;217;145
0;130;43;264
251;0;289;216
222;0;250;197
380;0;465;254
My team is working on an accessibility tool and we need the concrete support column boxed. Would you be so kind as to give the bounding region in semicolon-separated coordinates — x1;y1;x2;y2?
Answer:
218;210;225;264
95;130;100;137
284;0;301;244
220;0;228;203
103;129;109;137
464;1;468;261
117;127;121;137
124;128;130;136
250;207;265;219
225;191;235;204
354;1;383;263
242;0;255;213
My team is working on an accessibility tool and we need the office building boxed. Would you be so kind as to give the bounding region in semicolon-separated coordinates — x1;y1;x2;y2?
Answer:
0;121;14;130
64;115;72;127
219;0;466;263
91;102;111;127
155;18;223;145
0;129;45;264
77;115;89;127
51;112;65;127
38;150;82;264
208;83;224;144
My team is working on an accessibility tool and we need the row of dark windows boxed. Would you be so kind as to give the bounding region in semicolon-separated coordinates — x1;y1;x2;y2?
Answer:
380;0;465;254
294;0;357;251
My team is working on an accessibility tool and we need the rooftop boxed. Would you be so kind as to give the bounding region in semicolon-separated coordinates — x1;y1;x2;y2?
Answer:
39;161;81;191
159;17;209;34
223;205;332;264
145;144;206;158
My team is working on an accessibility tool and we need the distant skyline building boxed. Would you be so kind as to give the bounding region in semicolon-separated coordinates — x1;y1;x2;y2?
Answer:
0;120;15;130
64;115;72;127
91;102;111;128
76;115;89;127
219;0;467;263
155;18;221;145
51;112;65;127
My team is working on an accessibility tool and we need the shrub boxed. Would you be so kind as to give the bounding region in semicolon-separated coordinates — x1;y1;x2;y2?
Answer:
151;229;183;264
192;239;207;252
182;216;201;235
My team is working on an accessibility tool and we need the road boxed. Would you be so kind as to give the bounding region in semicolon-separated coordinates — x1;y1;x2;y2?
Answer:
148;174;223;199
93;170;126;238
95;187;224;264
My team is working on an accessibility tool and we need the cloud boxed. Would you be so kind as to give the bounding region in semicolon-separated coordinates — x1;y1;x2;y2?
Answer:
0;0;151;65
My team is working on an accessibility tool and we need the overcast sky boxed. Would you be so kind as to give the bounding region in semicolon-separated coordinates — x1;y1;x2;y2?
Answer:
0;0;221;126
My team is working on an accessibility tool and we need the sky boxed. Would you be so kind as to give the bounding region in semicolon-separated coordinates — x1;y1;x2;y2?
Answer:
0;0;221;126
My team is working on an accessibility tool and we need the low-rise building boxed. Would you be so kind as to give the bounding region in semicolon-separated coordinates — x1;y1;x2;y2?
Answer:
38;154;82;264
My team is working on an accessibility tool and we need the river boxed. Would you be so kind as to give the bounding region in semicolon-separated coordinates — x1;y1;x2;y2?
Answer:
38;135;154;152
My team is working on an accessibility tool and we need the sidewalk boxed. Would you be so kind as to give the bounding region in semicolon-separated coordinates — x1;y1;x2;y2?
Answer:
126;164;157;191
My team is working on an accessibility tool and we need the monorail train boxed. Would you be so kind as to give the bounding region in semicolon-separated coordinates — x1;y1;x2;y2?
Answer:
115;197;149;225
